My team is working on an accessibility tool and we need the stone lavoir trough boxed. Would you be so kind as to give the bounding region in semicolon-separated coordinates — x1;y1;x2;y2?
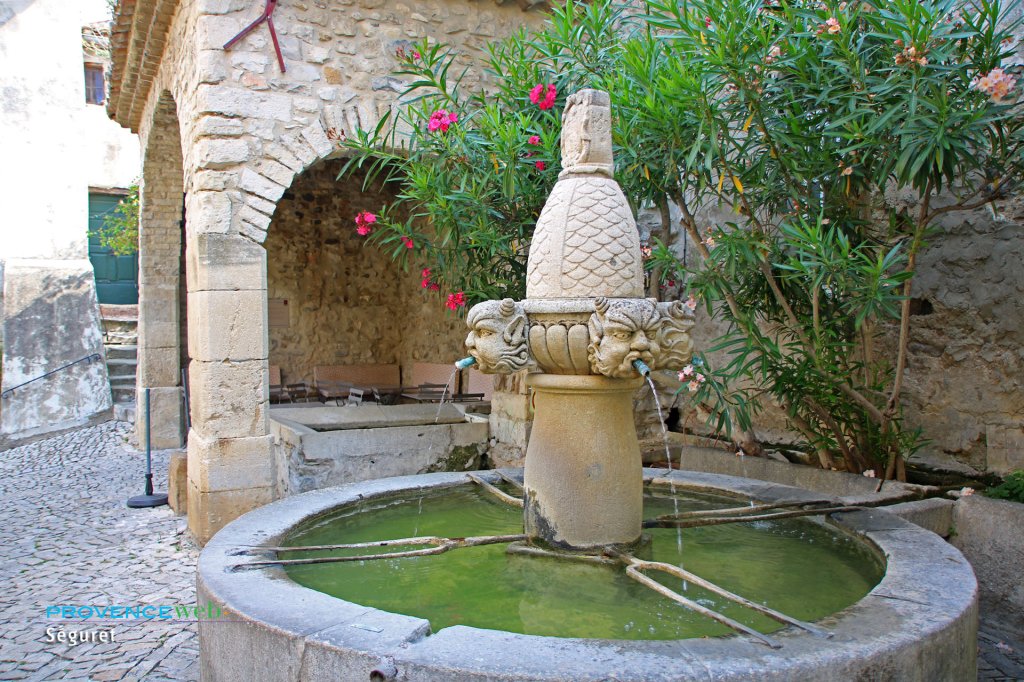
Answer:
198;91;978;681
269;404;489;497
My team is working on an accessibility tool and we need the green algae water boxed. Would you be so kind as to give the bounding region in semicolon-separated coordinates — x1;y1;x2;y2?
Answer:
283;485;883;640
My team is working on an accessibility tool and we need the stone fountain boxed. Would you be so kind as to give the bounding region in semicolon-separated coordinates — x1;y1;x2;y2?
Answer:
197;89;978;682
463;88;694;552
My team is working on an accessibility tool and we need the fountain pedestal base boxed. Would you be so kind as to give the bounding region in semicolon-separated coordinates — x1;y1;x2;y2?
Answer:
523;373;644;551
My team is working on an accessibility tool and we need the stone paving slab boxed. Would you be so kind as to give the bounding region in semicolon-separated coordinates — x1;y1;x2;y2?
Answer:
0;420;1021;681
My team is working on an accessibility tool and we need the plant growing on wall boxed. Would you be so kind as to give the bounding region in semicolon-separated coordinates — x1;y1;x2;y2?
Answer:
341;0;630;306
92;184;139;256
341;0;1023;478
986;470;1024;503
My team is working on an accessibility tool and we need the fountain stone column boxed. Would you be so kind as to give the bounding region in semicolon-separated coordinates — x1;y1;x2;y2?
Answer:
464;89;694;551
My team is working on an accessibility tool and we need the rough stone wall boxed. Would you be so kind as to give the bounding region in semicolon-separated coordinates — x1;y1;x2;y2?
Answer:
265;160;465;383
894;198;1024;475
650;194;1024;475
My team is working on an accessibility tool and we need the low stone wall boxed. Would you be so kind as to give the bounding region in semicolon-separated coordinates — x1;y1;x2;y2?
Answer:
654;434;931;506
269;405;488;496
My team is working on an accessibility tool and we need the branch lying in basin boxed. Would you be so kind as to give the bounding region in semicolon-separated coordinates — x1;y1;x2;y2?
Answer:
466;473;524;508
650;499;834;521
230;534;526;570
494;470;525;491
606;549;831;644
604;549;781;649
643;505;863;529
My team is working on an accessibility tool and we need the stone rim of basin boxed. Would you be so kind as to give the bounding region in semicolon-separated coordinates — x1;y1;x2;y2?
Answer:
198;469;978;681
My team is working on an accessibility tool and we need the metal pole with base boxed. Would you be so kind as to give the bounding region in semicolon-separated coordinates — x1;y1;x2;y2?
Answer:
127;388;169;508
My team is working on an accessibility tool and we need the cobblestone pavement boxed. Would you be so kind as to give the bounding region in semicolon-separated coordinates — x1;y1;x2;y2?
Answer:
979;621;1024;681
0;421;198;682
1;420;1022;681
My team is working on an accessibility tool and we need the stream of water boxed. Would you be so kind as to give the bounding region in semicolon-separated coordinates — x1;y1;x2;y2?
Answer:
646;375;685;587
433;369;458;424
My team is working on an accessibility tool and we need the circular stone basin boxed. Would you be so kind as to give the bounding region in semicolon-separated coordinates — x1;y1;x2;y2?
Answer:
198;470;978;681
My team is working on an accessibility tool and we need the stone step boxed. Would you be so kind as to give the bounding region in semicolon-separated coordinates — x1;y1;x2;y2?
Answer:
106;360;138;379
112;386;136;404
109;376;136;387
104;331;139;345
104;344;138;360
113;402;136;422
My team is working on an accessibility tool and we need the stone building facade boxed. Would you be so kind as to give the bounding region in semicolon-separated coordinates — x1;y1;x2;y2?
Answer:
107;0;546;542
0;0;139;446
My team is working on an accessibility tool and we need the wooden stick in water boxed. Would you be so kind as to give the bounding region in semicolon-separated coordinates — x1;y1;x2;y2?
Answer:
606;550;831;639
232;533;526;570
467;472;524;508
494;470;525;491
649;499;833;522
643;506;862;529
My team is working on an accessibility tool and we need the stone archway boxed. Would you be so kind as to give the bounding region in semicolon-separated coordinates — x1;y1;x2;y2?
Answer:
263;158;466;387
136;91;186;450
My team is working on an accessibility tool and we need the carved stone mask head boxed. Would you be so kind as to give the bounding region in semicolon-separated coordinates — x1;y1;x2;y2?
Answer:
587;297;661;379
465;298;529;375
654;301;695;371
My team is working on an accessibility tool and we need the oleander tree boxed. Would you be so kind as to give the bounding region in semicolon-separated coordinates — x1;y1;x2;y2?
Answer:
340;0;1023;478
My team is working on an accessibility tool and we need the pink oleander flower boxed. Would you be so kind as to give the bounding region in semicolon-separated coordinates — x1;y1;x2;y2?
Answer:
696;372;706;383
894;45;929;67
421;268;435;289
960;487;975;496
446;291;467;310
972;68;1017;103
704;16;712;28
765;45;782;65
413;51;421;61
817;17;841;35
685;294;698;311
401;236;414;249
640;245;652;259
679;364;695;380
535;161;546;171
529;83;557;111
688;380;701;393
428;109;458;133
355;211;377;236
528;134;541;145
703;233;716;248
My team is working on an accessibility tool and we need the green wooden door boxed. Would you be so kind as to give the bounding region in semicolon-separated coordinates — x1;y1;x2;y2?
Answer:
88;193;139;304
